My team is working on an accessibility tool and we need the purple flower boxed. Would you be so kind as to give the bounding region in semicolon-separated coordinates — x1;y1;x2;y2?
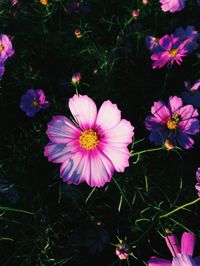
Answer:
182;79;200;108
0;34;14;63
20;89;49;117
0;61;5;79
160;0;186;13
174;26;199;53
195;168;200;197
148;232;200;266
151;35;189;69
145;96;200;149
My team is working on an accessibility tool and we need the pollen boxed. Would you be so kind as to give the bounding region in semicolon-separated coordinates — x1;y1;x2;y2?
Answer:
32;100;39;107
167;119;177;130
0;44;4;52
168;48;178;56
79;129;99;150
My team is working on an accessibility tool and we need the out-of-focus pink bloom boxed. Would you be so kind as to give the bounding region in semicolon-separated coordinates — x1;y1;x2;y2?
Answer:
132;9;140;18
143;0;149;4
71;72;81;85
12;0;18;6
0;34;14;63
160;0;186;13
116;242;129;260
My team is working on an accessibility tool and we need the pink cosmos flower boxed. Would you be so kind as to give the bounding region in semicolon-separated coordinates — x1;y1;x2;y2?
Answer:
151;35;189;69
148;232;200;266
0;34;14;63
44;94;134;187
160;0;186;13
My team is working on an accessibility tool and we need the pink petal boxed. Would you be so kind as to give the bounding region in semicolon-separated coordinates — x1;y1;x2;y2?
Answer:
69;94;97;130
89;148;115;187
96;100;121;130
178;105;199;120
60;148;115;187
148;256;172;266
151;100;170;122
181;232;196;256
168;96;183;114
165;234;181;256
103;119;134;146
46;115;81;144
99;143;131;172
44;142;79;163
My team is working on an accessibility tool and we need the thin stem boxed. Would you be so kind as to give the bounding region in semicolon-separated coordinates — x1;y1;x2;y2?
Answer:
112;177;131;208
131;146;164;157
159;197;200;219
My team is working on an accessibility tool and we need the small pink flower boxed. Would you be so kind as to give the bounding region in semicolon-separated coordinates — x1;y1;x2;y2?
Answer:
143;0;149;4
44;94;134;187
74;29;82;38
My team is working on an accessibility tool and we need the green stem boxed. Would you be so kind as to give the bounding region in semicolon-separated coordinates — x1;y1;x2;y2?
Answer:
112;177;131;208
159;197;200;219
131;146;163;157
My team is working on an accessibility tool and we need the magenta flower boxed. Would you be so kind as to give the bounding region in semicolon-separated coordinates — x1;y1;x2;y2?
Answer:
20;89;49;117
0;34;14;63
151;35;189;69
159;0;186;13
116;243;129;260
145;96;200;149
44;94;134;187
148;232;200;266
146;36;163;53
182;79;200;108
195;168;200;197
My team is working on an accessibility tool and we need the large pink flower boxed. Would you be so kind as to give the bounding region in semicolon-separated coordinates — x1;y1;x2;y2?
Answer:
44;94;134;187
148;232;200;266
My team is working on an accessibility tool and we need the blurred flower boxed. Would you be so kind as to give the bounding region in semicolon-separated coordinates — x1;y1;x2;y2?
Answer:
174;26;199;53
44;94;134;187
74;29;82;38
20;89;49;117
116;242;130;260
12;0;18;6
148;232;200;265
145;96;200;149
0;34;14;63
143;0;149;4
159;0;186;13
71;72;81;85
150;35;189;69
182;79;200;108
132;9;139;18
40;0;48;5
195;168;200;197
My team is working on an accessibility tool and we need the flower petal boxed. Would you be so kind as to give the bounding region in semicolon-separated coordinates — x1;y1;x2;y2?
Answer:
96;100;121;130
177;132;194;149
159;35;172;50
181;232;196;256
165;234;181;256
151;100;170;122
148;256;172;266
69;94;97;130
145;115;164;131
168;96;183;114
44;142;76;163
194;256;200;266
46;115;81;144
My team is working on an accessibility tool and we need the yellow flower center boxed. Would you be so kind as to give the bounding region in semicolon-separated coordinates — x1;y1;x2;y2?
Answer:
32;100;39;107
0;44;4;52
168;48;178;56
79;129;99;150
166;114;181;130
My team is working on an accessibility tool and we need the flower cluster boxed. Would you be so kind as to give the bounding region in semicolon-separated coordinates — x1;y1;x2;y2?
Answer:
148;231;200;266
0;34;14;79
146;26;199;69
145;96;200;149
44;94;134;187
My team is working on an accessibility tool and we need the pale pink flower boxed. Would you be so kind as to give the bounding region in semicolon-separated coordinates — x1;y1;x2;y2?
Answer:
44;94;134;187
